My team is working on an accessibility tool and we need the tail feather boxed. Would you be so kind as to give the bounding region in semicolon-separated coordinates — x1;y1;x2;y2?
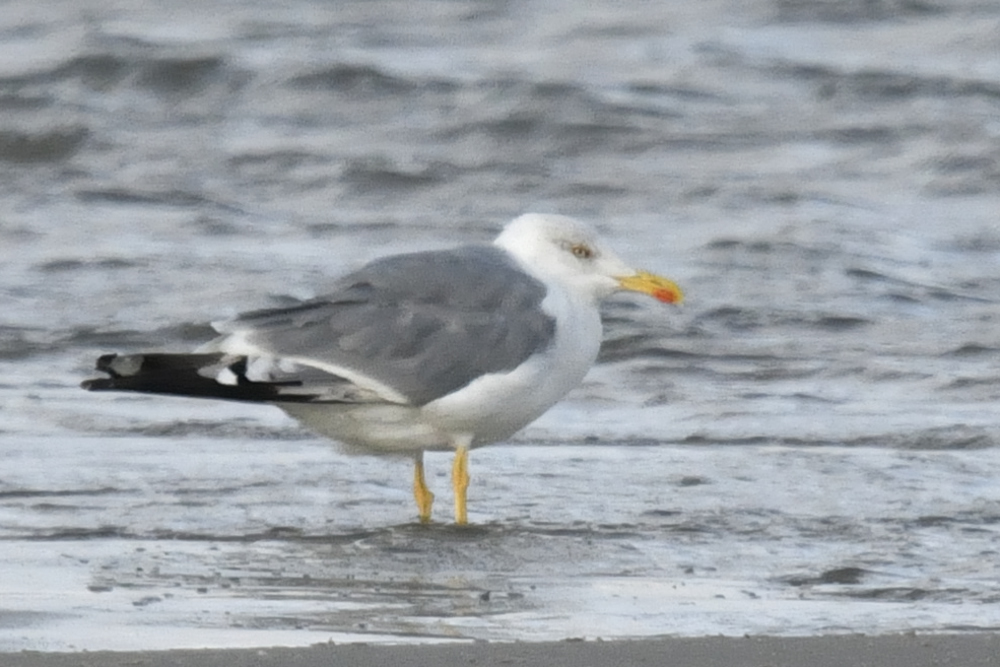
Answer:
81;352;318;403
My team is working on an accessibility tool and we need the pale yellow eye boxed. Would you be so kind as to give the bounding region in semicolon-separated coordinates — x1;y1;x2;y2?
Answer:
570;244;593;259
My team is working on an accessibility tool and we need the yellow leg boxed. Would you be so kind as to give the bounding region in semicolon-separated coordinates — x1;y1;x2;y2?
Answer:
452;445;470;525
413;454;434;524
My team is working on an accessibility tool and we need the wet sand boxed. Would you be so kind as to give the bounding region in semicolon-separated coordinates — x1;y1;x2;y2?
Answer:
4;439;1000;649
7;634;1000;667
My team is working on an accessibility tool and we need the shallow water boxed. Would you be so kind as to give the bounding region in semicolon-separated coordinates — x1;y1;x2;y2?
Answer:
2;0;1000;652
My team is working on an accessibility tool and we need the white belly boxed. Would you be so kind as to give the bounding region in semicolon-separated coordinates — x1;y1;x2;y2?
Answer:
280;287;603;454
281;402;450;454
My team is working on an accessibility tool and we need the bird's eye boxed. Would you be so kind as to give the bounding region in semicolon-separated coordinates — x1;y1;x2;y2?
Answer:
570;244;593;259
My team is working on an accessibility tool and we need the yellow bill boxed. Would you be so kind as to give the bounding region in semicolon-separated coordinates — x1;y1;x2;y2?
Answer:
617;270;684;304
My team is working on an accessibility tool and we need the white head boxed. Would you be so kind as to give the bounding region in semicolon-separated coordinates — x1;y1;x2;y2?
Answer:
494;213;683;305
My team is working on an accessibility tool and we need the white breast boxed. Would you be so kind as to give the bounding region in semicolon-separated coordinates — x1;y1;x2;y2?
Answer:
419;283;603;446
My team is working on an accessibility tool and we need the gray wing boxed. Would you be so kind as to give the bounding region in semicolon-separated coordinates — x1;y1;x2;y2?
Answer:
215;246;557;406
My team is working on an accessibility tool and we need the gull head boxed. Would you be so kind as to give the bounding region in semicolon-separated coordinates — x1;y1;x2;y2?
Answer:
494;213;684;305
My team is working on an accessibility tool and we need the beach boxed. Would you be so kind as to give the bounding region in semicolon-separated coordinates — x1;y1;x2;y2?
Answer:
8;635;1000;667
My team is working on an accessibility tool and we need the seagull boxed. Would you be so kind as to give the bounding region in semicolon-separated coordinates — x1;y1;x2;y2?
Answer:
82;213;683;524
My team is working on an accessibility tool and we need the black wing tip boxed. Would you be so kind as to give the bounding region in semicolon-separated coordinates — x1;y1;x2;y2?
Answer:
82;353;120;390
94;353;119;371
77;351;325;404
82;376;120;391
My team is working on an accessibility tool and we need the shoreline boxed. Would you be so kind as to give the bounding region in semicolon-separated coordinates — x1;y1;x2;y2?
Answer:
6;634;1000;667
